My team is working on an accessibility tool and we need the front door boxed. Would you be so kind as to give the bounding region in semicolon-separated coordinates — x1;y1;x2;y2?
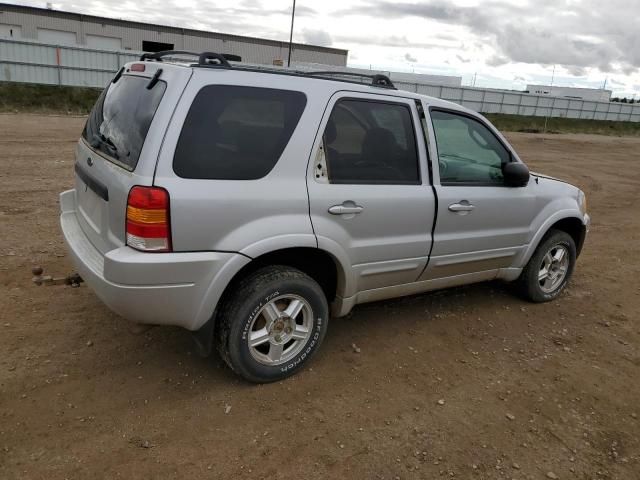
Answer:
307;92;435;297
420;107;536;280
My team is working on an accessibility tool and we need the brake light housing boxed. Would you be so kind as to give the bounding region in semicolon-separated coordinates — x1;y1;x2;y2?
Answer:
126;186;171;252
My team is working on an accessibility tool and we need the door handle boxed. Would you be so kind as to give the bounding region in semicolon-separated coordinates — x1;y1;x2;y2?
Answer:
328;204;364;215
448;202;475;212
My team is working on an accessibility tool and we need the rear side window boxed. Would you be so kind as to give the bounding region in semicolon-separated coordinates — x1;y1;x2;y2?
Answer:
173;86;307;180
323;99;420;185
83;75;166;170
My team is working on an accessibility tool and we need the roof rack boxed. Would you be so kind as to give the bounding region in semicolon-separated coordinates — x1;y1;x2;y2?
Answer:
138;50;396;90
139;50;241;66
303;71;396;89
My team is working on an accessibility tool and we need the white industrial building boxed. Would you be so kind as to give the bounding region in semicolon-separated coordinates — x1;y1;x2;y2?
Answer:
0;2;348;66
525;84;612;102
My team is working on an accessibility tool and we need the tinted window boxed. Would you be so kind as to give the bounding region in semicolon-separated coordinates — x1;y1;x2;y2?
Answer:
83;75;166;170
173;86;307;180
323;100;420;185
430;110;510;184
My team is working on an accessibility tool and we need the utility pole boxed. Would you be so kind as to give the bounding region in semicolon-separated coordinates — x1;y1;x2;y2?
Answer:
543;64;556;135
287;0;296;67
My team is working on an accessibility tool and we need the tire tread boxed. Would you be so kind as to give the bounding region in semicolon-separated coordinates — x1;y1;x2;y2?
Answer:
215;265;325;382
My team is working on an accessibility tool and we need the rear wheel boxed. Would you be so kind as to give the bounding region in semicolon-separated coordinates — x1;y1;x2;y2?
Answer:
215;266;329;383
517;229;576;302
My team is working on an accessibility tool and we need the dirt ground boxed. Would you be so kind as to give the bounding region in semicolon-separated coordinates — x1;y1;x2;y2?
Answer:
1;114;639;480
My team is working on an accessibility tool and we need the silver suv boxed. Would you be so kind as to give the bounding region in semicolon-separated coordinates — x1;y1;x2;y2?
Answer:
60;51;590;382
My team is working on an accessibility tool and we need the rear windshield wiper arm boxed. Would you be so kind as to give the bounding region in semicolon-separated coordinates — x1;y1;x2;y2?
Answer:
91;133;120;159
146;68;163;90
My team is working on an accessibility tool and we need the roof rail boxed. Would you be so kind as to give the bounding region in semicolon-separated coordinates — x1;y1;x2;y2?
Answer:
303;71;396;89
139;50;241;66
138;50;397;90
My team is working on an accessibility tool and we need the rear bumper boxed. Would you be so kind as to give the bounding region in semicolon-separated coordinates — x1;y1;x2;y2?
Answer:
59;189;249;330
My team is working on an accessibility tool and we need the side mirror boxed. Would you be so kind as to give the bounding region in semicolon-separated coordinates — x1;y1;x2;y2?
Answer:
503;162;530;187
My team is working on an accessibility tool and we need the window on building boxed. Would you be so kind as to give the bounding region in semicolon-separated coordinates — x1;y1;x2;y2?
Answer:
142;40;174;52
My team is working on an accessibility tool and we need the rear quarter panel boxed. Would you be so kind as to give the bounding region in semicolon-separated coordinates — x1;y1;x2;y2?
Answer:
153;70;337;254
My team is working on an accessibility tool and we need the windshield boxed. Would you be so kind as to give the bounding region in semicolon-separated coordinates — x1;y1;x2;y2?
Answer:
82;75;166;170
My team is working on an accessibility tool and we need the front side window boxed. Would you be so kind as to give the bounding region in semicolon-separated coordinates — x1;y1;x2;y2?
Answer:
323;99;420;185
173;85;307;180
83;75;166;170
430;110;510;185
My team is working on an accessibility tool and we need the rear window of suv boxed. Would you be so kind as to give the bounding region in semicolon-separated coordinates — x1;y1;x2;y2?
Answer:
173;85;307;180
83;75;166;170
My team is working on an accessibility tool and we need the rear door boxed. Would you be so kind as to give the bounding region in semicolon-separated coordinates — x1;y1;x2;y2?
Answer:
307;92;435;296
419;106;536;280
74;63;191;254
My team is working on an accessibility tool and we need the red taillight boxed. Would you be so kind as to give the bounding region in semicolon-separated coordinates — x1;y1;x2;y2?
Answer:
130;63;146;72
126;186;171;252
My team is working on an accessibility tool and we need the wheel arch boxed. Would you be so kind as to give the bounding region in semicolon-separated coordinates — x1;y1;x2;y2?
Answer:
521;213;587;268
193;246;346;355
549;217;587;256
224;247;345;304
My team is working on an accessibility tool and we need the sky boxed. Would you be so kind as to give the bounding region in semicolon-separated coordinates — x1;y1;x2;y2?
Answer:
8;0;640;97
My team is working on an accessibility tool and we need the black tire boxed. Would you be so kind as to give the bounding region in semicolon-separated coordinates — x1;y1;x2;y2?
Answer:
517;229;576;302
215;265;329;383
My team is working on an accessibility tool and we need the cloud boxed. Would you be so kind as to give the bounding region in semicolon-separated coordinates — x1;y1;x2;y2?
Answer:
486;55;508;67
339;0;640;75
301;29;333;46
567;66;588;77
334;34;456;50
404;52;417;62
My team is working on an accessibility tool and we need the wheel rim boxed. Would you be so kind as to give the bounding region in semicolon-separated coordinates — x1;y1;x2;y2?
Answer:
538;244;570;294
247;294;313;366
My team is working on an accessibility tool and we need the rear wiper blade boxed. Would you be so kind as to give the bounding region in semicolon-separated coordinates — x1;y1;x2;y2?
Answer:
90;133;120;159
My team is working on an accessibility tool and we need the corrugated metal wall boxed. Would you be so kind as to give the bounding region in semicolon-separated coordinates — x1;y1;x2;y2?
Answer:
0;38;138;86
1;38;639;122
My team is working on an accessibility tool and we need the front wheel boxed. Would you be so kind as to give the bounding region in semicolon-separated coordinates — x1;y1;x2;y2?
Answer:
516;229;576;302
215;266;329;383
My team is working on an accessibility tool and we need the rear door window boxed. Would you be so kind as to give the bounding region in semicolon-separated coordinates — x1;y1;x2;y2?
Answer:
83;75;166;170
322;99;420;185
173;85;307;180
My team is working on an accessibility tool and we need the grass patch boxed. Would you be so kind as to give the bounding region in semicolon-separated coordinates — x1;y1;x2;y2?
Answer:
0;82;101;114
484;113;640;137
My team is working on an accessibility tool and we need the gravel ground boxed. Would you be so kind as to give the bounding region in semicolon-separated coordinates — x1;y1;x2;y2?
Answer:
1;114;639;479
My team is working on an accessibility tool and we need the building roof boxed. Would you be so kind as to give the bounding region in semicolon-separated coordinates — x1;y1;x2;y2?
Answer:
0;2;348;55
